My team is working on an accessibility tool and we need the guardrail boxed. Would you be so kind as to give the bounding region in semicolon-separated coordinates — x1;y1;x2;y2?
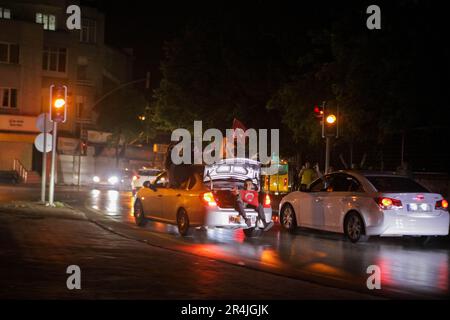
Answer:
12;159;28;183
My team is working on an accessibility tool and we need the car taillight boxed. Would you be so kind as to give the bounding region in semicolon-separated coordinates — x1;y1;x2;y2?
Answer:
283;178;287;186
436;199;448;211
132;175;140;181
264;194;271;208
375;197;403;210
202;192;217;207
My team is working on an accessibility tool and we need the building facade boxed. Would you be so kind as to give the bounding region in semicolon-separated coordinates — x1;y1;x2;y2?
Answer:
0;0;132;172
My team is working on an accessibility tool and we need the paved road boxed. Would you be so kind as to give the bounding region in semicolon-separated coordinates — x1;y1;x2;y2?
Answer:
1;184;449;299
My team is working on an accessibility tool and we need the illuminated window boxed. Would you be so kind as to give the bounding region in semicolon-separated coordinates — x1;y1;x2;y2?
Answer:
36;13;56;30
0;43;19;64
0;88;18;109
80;19;97;43
0;7;11;19
42;46;67;72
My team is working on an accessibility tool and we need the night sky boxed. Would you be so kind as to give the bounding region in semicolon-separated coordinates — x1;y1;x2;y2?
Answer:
80;0;450;171
85;0;448;87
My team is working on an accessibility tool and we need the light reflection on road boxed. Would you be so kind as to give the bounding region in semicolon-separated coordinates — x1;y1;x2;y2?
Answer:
81;188;450;298
1;185;448;298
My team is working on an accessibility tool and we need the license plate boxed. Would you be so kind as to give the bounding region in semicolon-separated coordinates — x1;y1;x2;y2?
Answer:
229;215;241;224
407;203;431;212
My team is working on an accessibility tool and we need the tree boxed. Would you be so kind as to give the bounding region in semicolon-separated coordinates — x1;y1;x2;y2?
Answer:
95;87;147;166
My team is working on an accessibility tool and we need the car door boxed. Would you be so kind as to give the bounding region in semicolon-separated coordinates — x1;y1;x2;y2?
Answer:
162;178;188;222
298;177;327;228
323;174;362;231
142;172;168;219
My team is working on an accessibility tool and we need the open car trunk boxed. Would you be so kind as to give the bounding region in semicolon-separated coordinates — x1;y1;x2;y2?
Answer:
203;158;262;209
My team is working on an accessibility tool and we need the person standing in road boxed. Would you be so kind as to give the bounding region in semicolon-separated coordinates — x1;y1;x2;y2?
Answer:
298;161;316;189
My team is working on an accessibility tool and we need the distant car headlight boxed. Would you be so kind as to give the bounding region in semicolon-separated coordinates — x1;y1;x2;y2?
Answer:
108;176;119;185
93;176;100;183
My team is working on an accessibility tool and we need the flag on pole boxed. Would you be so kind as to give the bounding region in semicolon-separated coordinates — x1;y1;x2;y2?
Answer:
232;118;247;140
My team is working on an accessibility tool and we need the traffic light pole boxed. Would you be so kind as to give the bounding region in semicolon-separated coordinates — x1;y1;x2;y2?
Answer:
77;122;82;189
325;136;331;174
48;121;58;206
40;113;48;203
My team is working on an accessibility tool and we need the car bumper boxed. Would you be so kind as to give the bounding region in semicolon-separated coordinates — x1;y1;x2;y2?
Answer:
366;211;450;236
204;207;272;229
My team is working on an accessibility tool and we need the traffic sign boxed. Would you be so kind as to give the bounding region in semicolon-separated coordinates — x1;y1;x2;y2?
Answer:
34;133;53;153
36;113;52;133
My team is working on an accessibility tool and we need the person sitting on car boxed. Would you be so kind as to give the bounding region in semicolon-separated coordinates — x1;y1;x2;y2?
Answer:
232;178;274;231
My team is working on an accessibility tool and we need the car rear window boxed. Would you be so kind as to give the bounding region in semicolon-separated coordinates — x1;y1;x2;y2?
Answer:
138;169;161;176
366;176;429;193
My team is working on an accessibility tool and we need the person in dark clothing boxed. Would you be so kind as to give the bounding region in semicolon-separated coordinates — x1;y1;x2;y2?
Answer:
232;178;274;231
164;142;193;188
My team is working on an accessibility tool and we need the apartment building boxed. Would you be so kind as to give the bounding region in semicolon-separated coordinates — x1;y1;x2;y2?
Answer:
0;0;132;172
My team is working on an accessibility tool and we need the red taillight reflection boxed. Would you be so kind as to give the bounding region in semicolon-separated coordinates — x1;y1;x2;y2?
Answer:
376;197;402;210
283;178;287;186
264;194;271;208
202;192;217;207
436;199;448;211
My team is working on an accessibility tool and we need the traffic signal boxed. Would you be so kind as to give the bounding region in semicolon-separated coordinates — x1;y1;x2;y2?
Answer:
50;85;67;123
324;112;338;137
313;105;324;119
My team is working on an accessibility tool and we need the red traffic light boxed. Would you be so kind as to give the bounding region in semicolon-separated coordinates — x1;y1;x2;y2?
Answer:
314;105;324;118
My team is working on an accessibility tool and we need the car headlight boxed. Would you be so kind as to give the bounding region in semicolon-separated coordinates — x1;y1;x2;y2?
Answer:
93;176;100;183
108;176;119;185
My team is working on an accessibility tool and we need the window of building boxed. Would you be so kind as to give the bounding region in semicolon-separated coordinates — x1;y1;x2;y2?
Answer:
0;88;18;109
77;56;89;80
76;96;88;119
42;46;66;72
0;7;11;19
36;13;56;31
80;19;97;43
0;43;19;64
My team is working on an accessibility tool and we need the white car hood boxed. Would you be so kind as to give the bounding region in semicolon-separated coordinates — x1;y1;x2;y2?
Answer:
203;158;261;184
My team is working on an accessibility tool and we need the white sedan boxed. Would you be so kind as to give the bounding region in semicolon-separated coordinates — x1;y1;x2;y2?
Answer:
279;171;449;242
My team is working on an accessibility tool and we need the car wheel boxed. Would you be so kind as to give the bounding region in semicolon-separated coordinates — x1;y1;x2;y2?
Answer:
280;204;297;233
134;199;147;227
345;212;368;243
243;227;263;238
177;208;191;236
